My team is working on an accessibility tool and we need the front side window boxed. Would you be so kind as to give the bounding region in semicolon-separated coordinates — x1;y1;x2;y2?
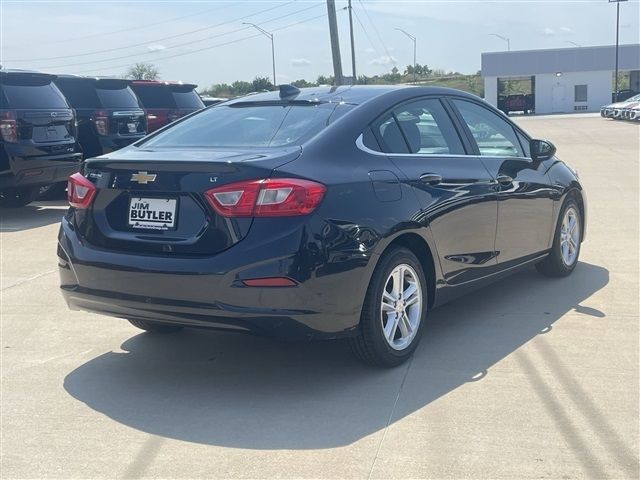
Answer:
140;102;348;149
373;97;465;155
452;99;524;158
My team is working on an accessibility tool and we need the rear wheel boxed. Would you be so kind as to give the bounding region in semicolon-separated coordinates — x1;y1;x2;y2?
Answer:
127;319;183;334
349;248;428;367
536;198;582;277
0;186;40;208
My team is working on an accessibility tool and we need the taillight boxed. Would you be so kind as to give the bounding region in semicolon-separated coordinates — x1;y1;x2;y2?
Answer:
67;172;97;209
91;110;109;136
0;109;18;143
204;178;326;217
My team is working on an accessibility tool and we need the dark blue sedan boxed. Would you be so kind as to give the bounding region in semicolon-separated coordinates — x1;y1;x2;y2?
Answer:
58;85;586;367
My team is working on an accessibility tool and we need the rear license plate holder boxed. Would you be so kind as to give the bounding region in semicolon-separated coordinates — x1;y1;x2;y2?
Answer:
128;197;177;231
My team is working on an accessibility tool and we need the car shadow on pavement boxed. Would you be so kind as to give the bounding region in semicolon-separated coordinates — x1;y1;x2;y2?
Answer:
64;261;609;450
0;200;67;232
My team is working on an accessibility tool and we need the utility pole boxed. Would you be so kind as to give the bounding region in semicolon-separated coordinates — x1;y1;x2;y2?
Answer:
610;0;627;102
347;0;356;83
326;0;343;85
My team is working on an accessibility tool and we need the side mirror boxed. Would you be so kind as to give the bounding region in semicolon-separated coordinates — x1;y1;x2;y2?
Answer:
530;139;556;160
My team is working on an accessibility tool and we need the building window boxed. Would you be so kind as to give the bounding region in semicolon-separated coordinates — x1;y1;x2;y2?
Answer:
575;85;588;102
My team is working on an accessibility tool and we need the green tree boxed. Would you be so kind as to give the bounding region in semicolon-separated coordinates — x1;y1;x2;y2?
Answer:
125;62;159;80
251;76;273;92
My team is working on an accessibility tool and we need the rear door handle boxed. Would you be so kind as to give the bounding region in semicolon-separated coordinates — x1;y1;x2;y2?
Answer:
496;174;513;185
419;173;443;185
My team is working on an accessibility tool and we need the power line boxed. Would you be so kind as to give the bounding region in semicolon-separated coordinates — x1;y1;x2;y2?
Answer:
351;7;379;57
8;1;302;63
3;4;226;49
70;12;329;76
356;0;395;64
32;4;323;71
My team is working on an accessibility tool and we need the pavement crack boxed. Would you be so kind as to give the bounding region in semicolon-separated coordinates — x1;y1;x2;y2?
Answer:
0;269;56;292
367;354;414;480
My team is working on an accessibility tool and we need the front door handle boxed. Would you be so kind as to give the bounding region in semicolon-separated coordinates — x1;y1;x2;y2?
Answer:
419;173;443;185
496;174;513;185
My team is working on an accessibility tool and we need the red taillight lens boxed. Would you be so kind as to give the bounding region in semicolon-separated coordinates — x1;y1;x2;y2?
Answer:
67;173;97;209
91;109;109;136
0;109;18;143
204;178;326;218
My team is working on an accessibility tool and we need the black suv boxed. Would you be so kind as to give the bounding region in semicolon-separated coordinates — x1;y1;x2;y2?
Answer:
0;70;81;207
53;76;146;159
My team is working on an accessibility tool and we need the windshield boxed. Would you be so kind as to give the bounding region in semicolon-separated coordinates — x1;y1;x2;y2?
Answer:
139;102;349;148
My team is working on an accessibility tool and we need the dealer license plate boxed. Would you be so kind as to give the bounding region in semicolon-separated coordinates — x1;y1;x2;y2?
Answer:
128;197;177;230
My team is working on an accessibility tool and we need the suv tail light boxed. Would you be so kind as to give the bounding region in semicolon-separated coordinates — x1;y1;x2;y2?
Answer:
91;110;109;136
67;173;97;209
0;110;18;143
204;178;326;217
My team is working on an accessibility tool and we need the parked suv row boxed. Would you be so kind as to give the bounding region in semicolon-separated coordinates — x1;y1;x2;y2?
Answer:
600;93;640;122
0;71;204;207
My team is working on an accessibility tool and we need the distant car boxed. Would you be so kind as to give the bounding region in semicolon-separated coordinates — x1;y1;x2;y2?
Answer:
58;85;586;367
628;104;640;121
130;80;204;133
0;70;81;207
601;94;640;119
501;94;534;115
54;75;146;159
200;96;226;107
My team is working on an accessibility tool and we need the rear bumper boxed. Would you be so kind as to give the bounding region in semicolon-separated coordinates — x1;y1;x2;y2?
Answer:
57;215;372;340
0;152;81;189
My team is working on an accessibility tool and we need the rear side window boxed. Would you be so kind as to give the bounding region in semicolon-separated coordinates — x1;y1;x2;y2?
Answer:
140;103;348;148
452;99;524;157
133;86;175;108
373;98;465;155
172;91;204;109
96;87;140;108
0;83;68;109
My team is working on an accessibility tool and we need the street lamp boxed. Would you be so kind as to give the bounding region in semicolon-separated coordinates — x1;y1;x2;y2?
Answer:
609;0;628;102
489;33;511;51
243;22;276;88
565;41;582;47
395;28;417;84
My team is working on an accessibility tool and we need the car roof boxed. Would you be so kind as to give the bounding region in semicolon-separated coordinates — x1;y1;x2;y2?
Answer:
0;69;56;80
224;84;480;106
131;80;198;90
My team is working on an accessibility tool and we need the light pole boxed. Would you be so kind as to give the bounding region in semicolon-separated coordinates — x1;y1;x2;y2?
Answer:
565;40;582;47
395;28;417;84
243;22;276;88
489;33;511;51
609;0;628;102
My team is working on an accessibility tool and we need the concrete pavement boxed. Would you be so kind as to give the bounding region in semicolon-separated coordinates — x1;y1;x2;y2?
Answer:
1;115;638;479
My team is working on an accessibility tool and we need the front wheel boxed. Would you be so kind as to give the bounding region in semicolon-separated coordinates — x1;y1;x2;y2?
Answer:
536;198;582;277
349;248;428;367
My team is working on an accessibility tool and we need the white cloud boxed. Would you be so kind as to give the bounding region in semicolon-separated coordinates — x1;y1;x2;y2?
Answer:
543;27;555;36
369;55;397;66
290;58;312;67
147;44;167;52
560;26;574;34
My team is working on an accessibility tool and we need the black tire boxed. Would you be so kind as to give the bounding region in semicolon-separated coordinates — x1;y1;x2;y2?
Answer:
127;318;183;334
38;182;67;200
536;197;582;277
0;186;40;208
349;247;428;368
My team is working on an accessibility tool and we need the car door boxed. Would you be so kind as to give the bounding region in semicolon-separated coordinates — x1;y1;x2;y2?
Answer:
368;96;499;285
448;98;555;266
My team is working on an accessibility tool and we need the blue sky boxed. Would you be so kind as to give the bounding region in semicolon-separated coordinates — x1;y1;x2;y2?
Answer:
1;0;638;90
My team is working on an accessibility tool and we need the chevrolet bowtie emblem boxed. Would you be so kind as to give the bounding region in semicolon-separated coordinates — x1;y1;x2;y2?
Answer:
130;171;157;184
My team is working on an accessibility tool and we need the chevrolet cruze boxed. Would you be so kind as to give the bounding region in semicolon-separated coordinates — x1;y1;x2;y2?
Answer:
58;85;586;367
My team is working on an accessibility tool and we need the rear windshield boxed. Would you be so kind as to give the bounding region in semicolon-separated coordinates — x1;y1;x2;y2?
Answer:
172;90;204;109
132;86;175;108
96;87;140;108
139;103;349;149
1;83;68;109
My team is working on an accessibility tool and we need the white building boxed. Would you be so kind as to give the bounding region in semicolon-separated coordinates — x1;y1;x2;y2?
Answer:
482;44;640;114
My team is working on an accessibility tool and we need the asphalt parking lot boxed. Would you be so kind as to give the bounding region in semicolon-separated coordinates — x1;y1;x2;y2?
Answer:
1;114;638;479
